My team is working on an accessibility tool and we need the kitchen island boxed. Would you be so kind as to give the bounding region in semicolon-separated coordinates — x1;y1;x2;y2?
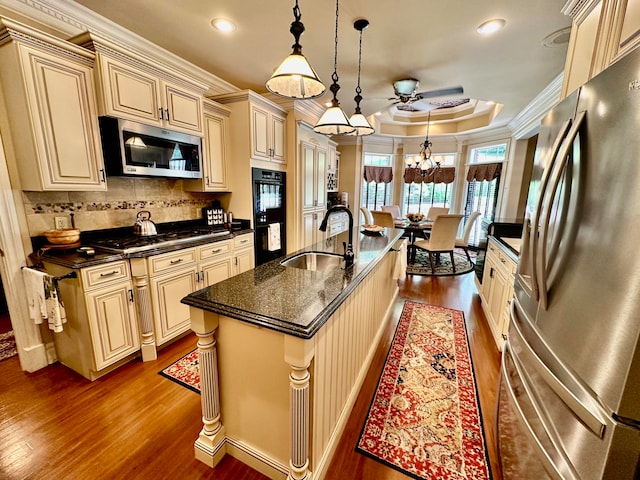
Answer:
181;227;405;479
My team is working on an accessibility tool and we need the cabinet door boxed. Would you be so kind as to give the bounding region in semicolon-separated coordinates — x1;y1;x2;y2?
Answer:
302;210;322;247
302;143;316;209
18;44;106;191
163;81;203;133
202;112;228;191
85;281;139;370
316;148;327;206
251;104;270;160
270;112;286;163
200;256;233;287
100;55;161;125
149;265;198;345
234;248;255;275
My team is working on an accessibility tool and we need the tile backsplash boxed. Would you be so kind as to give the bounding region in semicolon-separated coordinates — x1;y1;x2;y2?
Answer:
23;177;217;236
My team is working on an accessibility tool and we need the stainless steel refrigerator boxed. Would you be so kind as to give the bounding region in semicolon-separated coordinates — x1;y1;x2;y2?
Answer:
498;46;640;479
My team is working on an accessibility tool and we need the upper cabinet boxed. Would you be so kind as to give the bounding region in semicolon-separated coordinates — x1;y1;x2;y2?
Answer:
71;31;206;135
184;99;231;192
251;103;286;163
212;90;287;165
562;0;640;97
0;18;107;191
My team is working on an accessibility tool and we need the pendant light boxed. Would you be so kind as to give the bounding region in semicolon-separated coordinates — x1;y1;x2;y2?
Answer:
266;0;325;99
348;19;374;136
313;0;355;136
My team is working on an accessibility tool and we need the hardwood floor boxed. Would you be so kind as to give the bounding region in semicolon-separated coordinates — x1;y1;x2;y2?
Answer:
0;271;502;479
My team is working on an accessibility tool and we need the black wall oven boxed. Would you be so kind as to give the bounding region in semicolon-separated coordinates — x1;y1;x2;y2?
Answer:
252;168;286;266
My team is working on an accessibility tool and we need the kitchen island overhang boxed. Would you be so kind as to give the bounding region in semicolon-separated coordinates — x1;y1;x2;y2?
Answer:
181;227;405;479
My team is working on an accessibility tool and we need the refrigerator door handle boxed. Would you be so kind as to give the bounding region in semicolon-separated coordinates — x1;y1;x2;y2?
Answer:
518;117;573;301
511;298;608;438
537;111;586;310
502;344;580;480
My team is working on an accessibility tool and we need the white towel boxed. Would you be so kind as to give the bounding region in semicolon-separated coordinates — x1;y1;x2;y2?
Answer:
267;223;281;251
392;239;408;279
23;267;47;324
22;268;66;332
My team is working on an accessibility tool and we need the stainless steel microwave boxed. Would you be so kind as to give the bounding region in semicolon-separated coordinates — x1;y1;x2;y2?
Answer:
98;116;202;179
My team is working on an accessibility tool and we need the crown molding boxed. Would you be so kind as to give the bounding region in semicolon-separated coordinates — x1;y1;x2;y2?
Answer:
0;0;239;96
508;73;563;139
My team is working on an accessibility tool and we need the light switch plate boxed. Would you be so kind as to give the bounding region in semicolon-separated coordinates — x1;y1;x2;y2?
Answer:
54;216;68;229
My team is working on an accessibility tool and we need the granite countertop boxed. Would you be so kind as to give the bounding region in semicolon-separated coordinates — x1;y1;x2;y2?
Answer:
40;229;251;269
182;227;405;340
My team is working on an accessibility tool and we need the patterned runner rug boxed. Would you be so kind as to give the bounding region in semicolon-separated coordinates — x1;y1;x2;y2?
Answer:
0;330;17;362
407;249;474;277
356;301;491;479
159;349;200;393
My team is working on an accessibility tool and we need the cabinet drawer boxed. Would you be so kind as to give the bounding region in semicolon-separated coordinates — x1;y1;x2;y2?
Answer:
147;248;197;276
198;240;232;261
233;234;254;250
81;261;131;290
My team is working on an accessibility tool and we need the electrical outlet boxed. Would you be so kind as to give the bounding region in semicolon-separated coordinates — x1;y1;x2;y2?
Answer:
54;216;68;229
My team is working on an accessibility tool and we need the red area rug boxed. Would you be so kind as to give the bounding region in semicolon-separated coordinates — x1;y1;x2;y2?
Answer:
356;301;491;479
0;330;17;362
159;349;200;393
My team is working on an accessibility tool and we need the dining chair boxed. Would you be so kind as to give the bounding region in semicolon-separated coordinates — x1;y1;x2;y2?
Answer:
381;205;402;221
411;214;464;273
371;210;395;228
426;206;450;221
360;206;374;225
455;211;482;261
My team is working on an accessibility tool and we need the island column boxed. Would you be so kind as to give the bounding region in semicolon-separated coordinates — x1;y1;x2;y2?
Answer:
284;335;315;480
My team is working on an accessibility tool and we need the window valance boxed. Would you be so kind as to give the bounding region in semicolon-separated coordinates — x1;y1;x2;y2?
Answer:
403;167;455;184
363;166;393;184
466;162;502;182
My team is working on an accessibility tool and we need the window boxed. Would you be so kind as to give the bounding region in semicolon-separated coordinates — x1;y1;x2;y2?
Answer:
464;143;507;245
361;154;393;210
401;153;455;216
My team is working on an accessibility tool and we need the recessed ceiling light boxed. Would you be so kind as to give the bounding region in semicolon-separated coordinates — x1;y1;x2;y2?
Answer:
211;18;236;33
476;19;506;35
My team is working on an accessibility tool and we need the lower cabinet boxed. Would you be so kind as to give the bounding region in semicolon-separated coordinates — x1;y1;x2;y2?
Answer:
233;233;255;274
479;237;517;351
46;259;139;380
147;236;253;346
147;247;199;346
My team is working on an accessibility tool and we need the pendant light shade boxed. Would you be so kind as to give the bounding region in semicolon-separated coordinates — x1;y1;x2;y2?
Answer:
266;1;325;99
348;19;374;136
313;0;355;136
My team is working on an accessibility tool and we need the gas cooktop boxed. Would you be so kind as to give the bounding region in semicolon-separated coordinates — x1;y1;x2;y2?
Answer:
87;227;231;254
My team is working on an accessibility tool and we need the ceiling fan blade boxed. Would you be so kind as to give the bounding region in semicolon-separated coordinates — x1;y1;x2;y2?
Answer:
408;101;438;112
415;85;464;99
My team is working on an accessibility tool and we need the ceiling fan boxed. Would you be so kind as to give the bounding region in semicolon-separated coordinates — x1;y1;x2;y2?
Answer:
389;78;466;112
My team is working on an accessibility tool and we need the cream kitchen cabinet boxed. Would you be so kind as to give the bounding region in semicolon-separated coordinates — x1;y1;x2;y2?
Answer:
562;0;640;98
302;210;326;247
147;237;250;346
211;90;287;165
302;142;327;210
45;260;139;380
184;99;231;192
147;247;199;346
479;237;517;351
198;239;234;286
0;18;106;191
233;233;255;274
72;32;205;135
251;103;286;163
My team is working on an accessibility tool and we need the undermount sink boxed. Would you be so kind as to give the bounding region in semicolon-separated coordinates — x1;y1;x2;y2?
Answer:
280;252;344;271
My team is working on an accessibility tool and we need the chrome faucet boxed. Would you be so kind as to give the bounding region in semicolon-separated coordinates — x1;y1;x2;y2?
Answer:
319;205;354;268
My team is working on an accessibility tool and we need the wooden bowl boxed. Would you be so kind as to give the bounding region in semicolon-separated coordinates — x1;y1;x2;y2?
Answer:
44;228;81;245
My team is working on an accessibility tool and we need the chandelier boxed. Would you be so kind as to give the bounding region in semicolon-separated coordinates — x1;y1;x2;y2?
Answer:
407;112;440;171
